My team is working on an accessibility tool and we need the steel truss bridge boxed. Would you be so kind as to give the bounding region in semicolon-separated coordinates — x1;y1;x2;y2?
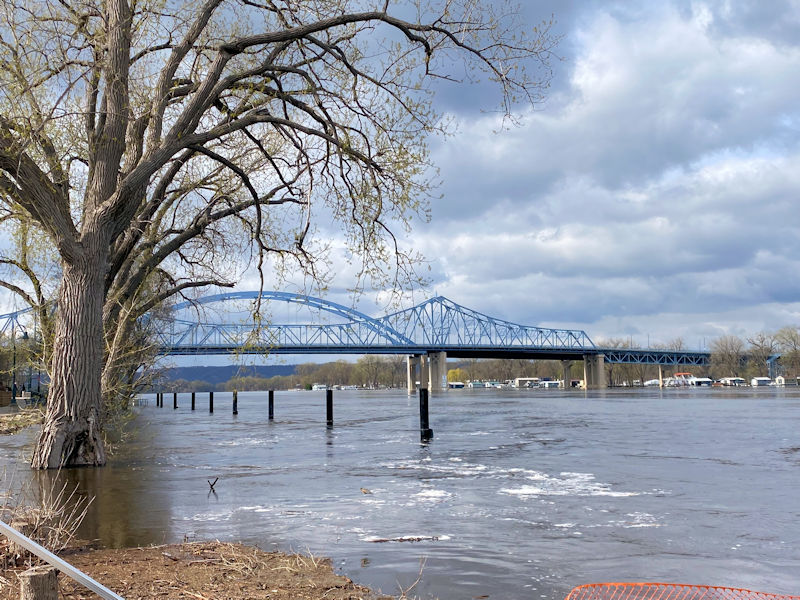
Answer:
1;291;710;365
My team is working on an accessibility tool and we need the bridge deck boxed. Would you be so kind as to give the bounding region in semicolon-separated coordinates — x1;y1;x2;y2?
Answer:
160;343;710;365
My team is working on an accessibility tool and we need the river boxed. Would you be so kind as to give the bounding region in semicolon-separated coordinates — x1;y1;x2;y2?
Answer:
1;387;799;599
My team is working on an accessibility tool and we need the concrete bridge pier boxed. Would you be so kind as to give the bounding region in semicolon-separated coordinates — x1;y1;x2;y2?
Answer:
561;360;572;388
428;352;448;392
407;355;421;395
583;354;607;389
420;355;430;393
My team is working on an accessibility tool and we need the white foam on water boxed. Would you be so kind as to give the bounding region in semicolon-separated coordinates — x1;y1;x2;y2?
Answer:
413;489;453;501
360;498;387;506
238;504;270;512
349;527;367;534
383;458;640;498
619;512;661;528
382;458;508;478
182;509;233;522
214;437;271;447
499;471;639;498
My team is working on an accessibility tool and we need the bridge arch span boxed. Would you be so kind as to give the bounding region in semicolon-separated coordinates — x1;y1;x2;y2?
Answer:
167;290;414;347
172;291;380;325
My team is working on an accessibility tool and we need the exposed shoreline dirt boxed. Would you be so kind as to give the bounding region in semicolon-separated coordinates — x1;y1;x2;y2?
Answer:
0;541;396;599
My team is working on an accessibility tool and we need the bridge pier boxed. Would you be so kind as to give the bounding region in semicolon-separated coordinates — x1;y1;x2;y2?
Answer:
583;354;607;389
658;365;664;388
561;360;572;388
428;352;448;392
407;355;421;395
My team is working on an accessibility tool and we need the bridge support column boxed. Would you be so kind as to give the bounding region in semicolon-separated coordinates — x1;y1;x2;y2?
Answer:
561;360;572;388
583;354;606;389
407;355;421;395
658;365;663;388
428;352;448;393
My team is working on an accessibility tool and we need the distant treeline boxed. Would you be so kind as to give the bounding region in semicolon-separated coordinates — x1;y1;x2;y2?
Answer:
152;356;408;392
598;326;800;386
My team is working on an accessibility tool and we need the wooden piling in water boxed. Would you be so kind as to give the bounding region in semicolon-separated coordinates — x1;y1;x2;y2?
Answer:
209;391;214;413
173;392;178;409
268;390;274;420
419;388;433;441
326;389;333;426
233;390;238;415
191;392;195;410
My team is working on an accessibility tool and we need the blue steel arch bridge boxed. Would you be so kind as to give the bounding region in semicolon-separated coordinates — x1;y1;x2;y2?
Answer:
150;291;709;367
1;291;710;388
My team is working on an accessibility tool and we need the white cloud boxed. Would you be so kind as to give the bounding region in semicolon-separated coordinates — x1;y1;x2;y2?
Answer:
8;1;800;349
409;2;800;341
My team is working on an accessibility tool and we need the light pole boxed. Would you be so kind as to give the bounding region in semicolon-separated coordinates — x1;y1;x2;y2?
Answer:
11;322;28;402
11;322;16;401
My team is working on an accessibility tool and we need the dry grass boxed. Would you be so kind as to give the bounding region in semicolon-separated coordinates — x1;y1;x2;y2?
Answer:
0;409;43;435
0;469;92;570
0;541;397;599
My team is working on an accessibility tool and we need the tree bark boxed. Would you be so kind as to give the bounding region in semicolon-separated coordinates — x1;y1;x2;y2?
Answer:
31;249;107;469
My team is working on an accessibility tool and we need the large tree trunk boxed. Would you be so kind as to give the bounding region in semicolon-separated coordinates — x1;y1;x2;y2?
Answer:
31;250;108;469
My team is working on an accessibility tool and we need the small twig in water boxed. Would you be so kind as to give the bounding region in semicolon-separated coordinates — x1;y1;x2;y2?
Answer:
397;556;427;599
207;478;218;491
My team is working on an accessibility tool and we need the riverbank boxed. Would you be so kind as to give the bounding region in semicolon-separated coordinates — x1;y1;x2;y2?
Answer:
0;409;43;436
0;541;395;599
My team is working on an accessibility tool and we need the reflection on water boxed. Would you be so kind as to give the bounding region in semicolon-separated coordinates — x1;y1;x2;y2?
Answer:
2;388;800;600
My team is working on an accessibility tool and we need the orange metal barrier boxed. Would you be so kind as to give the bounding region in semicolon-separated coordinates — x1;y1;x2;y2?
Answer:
565;583;800;600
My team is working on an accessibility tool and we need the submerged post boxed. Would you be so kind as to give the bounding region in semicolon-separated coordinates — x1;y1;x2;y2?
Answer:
191;392;196;410
232;390;238;415
209;391;214;413
173;392;178;409
326;389;333;427
268;390;274;420
419;388;433;441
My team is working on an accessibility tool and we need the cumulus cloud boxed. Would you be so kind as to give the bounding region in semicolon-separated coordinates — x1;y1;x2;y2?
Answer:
6;1;800;349
404;1;800;342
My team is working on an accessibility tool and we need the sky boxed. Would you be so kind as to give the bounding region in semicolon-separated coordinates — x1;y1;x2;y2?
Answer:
3;0;800;356
318;0;800;350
